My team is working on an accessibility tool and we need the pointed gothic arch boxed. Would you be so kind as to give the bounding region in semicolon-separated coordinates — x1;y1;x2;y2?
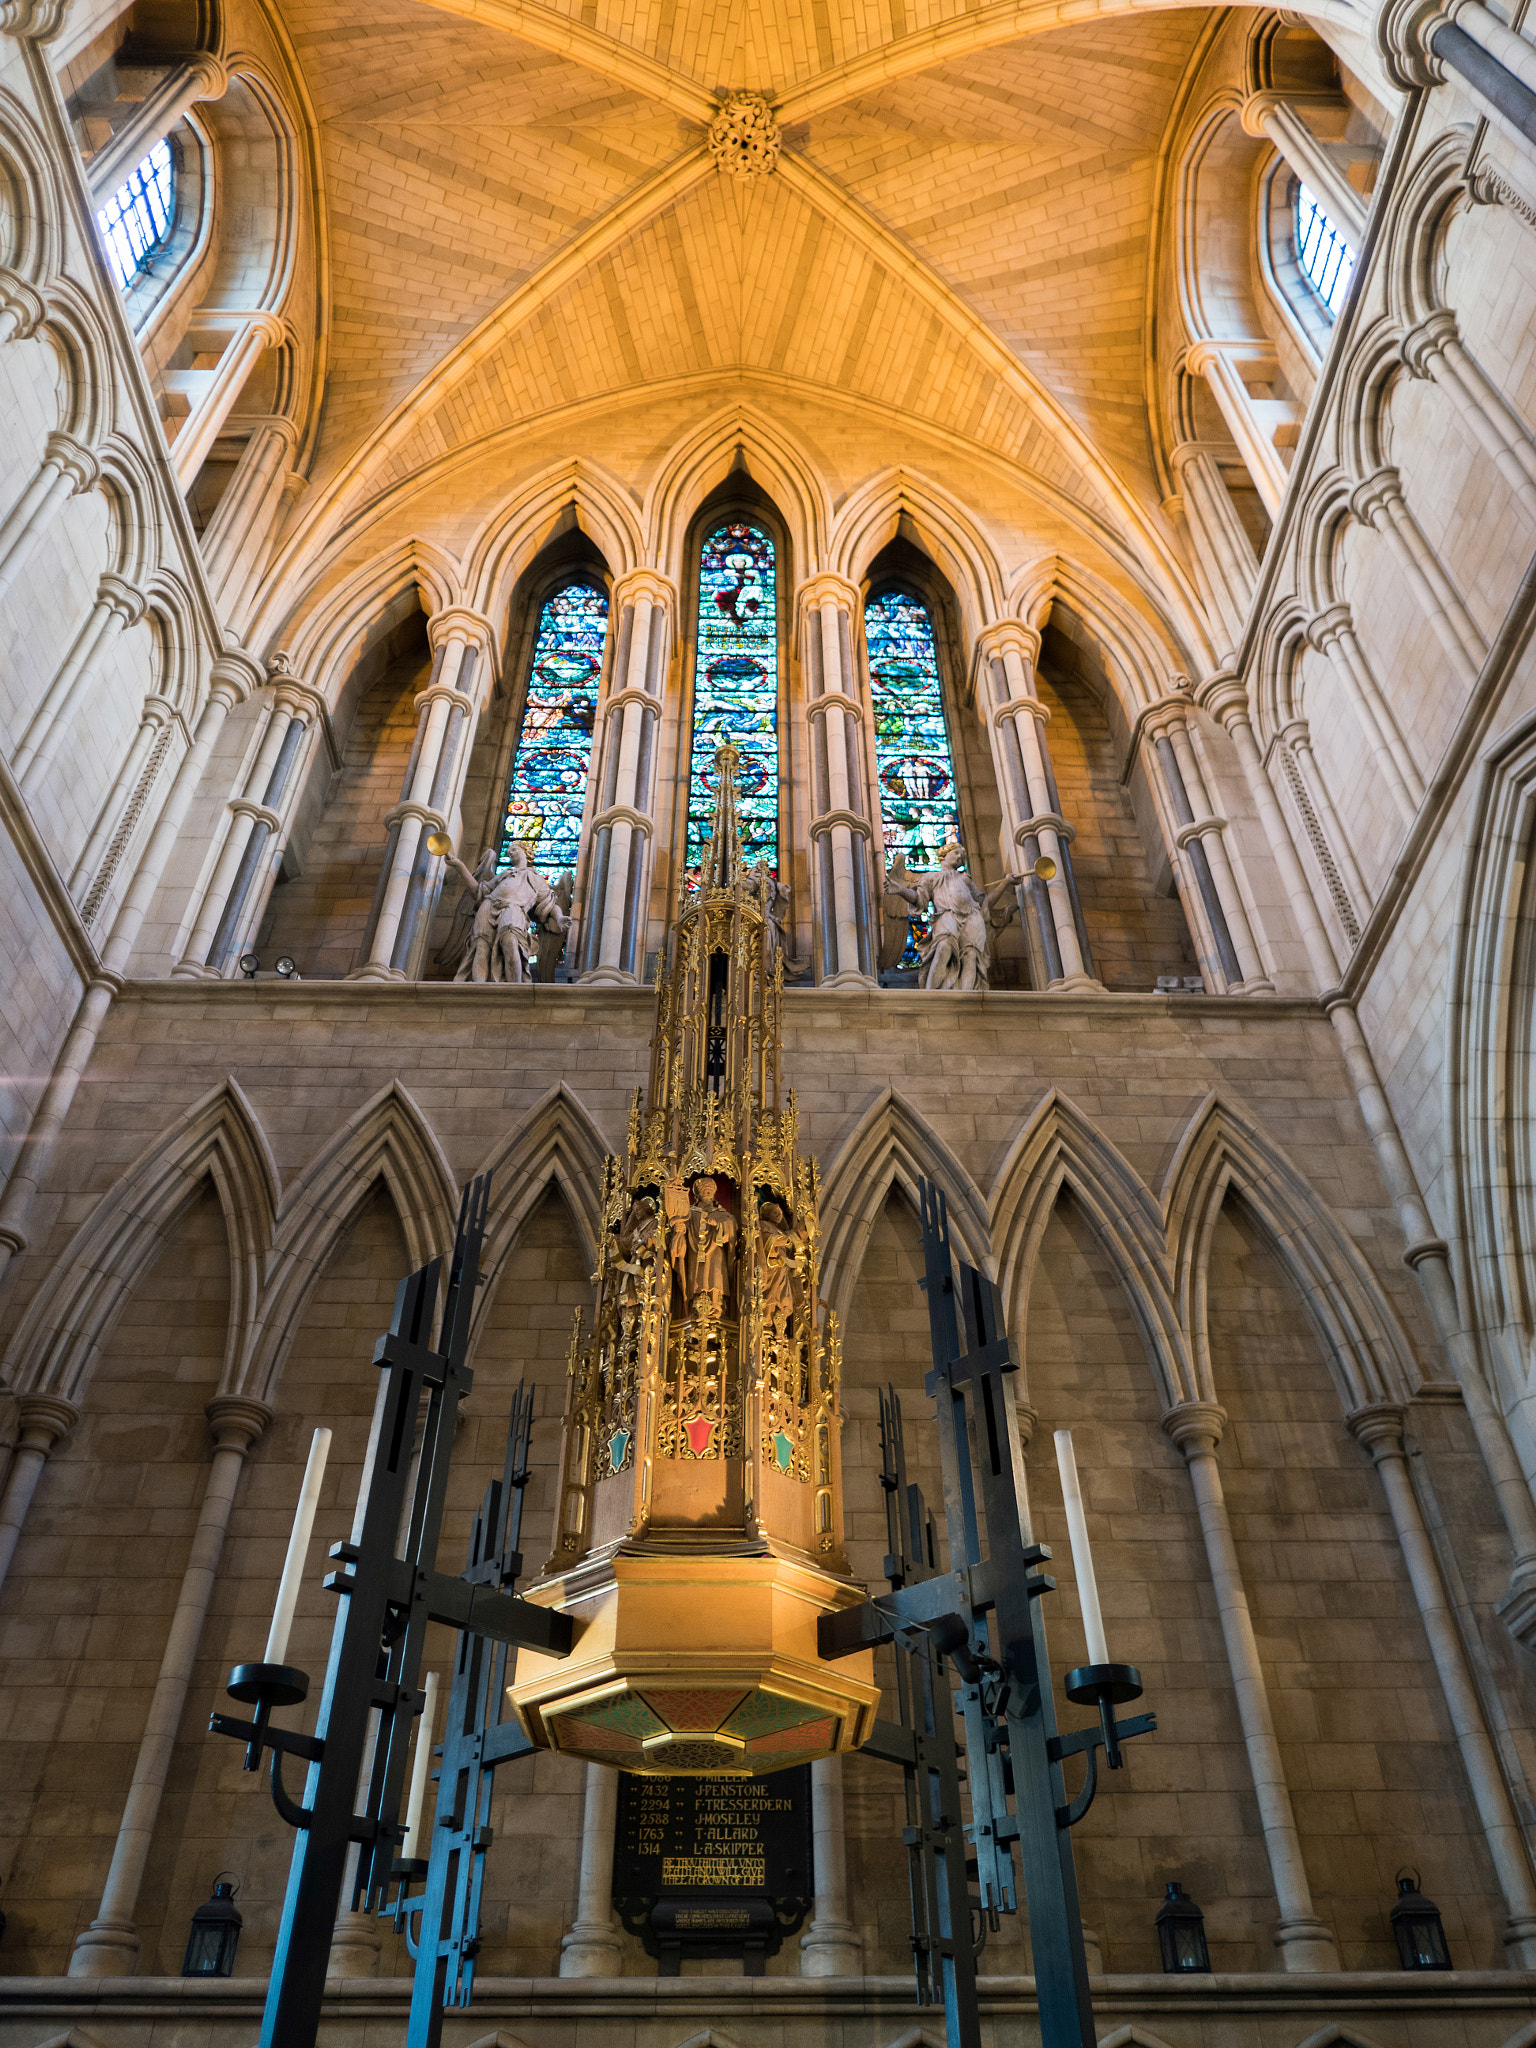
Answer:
644;403;832;583
465;458;643;622
988;1090;1189;1407
1292;2026;1394;2048
0;1080;278;1405
818;1088;991;1325
241;1081;457;1405
831;467;1006;645
469;1084;609;1351
1096;2027;1183;2048
1162;1091;1416;1412
276;538;463;703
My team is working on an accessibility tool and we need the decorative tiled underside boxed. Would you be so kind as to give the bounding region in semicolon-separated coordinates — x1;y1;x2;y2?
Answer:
634;1738;746;1771
748;1716;834;1755
723;1689;820;1737
579;1692;667;1737
641;1687;750;1730
559;1717;641;1751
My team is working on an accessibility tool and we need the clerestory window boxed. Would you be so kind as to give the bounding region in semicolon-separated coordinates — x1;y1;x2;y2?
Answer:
1295;183;1354;319
499;581;607;878
97;137;176;290
686;518;780;877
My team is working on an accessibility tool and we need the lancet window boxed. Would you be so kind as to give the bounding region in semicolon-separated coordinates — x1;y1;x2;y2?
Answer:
865;589;961;867
686;519;779;877
1295;183;1353;317
97;137;176;289
498;581;607;876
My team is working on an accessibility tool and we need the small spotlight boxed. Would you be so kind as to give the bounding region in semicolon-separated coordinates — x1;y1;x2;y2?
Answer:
238;953;260;980
275;956;299;980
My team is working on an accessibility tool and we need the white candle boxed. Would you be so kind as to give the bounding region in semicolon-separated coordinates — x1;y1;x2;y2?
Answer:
1054;1429;1110;1666
402;1670;440;1863
263;1427;331;1666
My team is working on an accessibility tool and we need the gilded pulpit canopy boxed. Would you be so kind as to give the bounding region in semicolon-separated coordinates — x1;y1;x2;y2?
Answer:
508;746;878;1775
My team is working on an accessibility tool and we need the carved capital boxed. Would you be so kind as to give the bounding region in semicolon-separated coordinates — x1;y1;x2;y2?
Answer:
427;605;497;656
1161;1400;1227;1456
1175;815;1229;848
208;649;264;706
1378;0;1450;92
0;0;70;39
1401;307;1459;380
611;568;678;620
805;690;863;724
206;1393;274;1452
45;431;99;494
16;1391;81;1450
188;50;232;98
796;572;859;618
1239;89;1286;139
994;696;1050;730
1349;466;1404;528
1194;667;1251;729
589;803;654;839
1305;602;1353;652
808;808;873;841
1014;1400;1039;1453
1015;811;1076;846
98;572;147;628
1347;1400;1408;1461
975;618;1041;671
0;270;46;342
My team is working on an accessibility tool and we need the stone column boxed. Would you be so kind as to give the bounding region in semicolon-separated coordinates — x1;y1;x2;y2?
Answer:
0;654;258;1290
0;431;99;606
974;621;1101;992
1403;309;1536;524
198;417;299;621
13;573;147;791
558;1762;624;1975
1169;444;1259;656
355;609;492;981
799;1753;862;1974
1384;0;1536;152
85;52;229;199
1349;468;1486;687
1163;1402;1339;1971
1305;604;1423;823
1349;1404;1536;1964
1142;694;1270;992
800;573;875;988
169;312;287;494
580;569;673;985
0;1393;80;1593
1200;668;1536;1640
69;1394;272;1976
1240;91;1368;245
176;663;315;976
1184;341;1290;518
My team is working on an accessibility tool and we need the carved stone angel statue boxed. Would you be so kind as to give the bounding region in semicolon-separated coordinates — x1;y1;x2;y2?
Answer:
442;842;568;984
745;862;808;981
885;841;1018;992
878;848;916;972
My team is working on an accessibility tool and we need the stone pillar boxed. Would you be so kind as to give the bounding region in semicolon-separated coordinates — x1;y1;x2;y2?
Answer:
1143;694;1271;992
13;573;147;791
0;431;99;606
1200;667;1536;1640
580;569;673;985
355;608;493;981
1184;340;1289;517
558;1762;624;1975
1305;604;1423;823
1349;1404;1536;1964
0;1393;80;1593
1402;309;1536;524
1349;467;1486;687
199;417;299;621
0;655;258;1289
69;1394;272;1976
85;52;229;199
169;312;286;494
1240;91;1368;244
800;573;875;989
1163;1402;1339;1971
1169;444;1259;656
799;1754;861;1974
1384;0;1536;152
974;621;1101;992
176;662;316;976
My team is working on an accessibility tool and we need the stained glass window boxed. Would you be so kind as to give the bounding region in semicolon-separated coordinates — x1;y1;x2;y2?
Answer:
866;589;961;873
1295;184;1354;319
687;520;779;876
97;138;175;291
498;581;607;875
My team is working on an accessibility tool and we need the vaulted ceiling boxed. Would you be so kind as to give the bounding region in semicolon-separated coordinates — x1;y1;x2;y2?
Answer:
281;0;1221;544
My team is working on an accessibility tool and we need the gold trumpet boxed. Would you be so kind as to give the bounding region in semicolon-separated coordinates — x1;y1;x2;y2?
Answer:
425;829;454;857
1030;855;1057;882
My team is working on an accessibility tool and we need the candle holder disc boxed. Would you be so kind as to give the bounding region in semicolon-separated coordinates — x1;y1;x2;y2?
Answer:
226;1662;311;1708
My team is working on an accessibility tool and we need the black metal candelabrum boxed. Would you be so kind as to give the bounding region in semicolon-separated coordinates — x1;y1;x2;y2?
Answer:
208;1173;573;2048
818;1177;1154;2048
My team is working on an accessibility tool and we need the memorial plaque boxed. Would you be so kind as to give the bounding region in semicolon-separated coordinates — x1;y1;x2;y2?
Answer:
613;1767;813;1973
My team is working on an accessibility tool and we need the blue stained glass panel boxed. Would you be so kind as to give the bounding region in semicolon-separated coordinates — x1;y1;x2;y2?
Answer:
687;520;779;876
865;590;961;870
498;581;607;874
1295;183;1354;319
97;138;175;291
